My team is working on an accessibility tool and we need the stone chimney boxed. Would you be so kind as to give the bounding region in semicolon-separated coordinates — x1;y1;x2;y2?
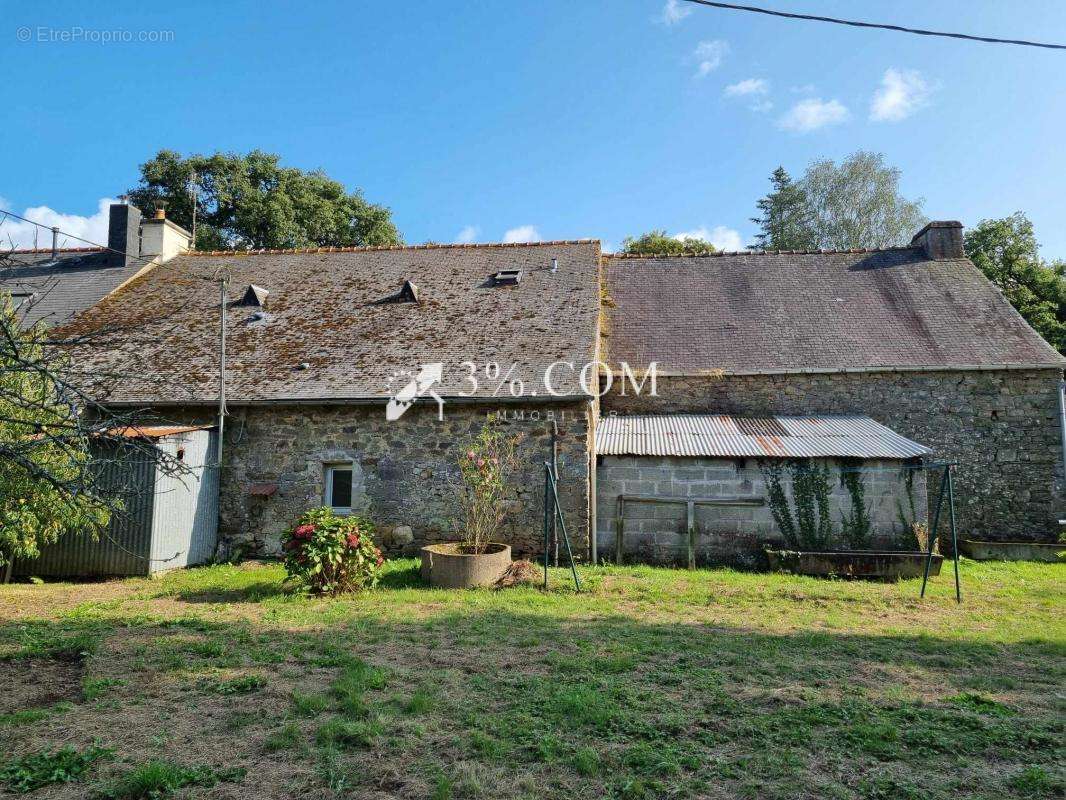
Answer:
106;201;142;268
139;204;192;263
911;221;964;260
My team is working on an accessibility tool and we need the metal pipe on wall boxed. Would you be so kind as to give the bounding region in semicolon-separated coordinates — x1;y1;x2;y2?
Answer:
1058;381;1066;493
217;276;228;468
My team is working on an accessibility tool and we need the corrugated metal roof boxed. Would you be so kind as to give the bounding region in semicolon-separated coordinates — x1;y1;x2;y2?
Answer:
596;414;931;459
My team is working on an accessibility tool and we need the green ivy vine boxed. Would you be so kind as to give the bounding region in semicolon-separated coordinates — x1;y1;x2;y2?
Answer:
839;459;871;549
760;459;834;550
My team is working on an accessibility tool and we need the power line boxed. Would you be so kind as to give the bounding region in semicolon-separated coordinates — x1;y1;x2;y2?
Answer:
0;207;170;274
680;0;1066;50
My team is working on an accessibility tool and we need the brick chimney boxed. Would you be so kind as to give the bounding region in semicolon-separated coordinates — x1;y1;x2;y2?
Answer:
911;221;964;260
106;201;142;268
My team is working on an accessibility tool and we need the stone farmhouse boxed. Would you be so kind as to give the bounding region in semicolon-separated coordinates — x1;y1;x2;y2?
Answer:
10;204;1063;563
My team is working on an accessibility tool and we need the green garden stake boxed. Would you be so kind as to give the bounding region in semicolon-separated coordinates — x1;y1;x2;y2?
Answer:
920;465;947;598
946;467;962;604
543;466;551;591
545;462;581;592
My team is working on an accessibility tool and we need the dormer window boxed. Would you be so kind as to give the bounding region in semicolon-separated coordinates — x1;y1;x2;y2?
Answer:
398;280;419;303
238;284;269;307
493;269;522;286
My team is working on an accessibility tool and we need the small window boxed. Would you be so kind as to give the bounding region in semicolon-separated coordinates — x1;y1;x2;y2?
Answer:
325;463;354;512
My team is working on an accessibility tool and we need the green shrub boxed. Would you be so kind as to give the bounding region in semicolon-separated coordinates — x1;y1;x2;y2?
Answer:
282;508;382;596
0;745;112;792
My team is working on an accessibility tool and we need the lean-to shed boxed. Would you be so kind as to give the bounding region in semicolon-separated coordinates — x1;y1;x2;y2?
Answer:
596;414;931;565
13;426;219;578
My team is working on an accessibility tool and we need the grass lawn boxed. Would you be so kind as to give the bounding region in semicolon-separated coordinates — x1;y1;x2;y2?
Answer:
0;558;1062;799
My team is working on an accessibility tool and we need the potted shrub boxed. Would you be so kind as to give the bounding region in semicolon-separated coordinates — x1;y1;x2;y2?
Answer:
282;507;383;596
420;423;516;588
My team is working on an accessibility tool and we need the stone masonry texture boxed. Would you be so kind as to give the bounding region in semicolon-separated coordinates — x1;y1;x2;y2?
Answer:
596;455;927;566
165;401;592;558
601;368;1064;542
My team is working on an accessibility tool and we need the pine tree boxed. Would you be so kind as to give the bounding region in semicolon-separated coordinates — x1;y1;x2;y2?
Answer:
750;167;816;251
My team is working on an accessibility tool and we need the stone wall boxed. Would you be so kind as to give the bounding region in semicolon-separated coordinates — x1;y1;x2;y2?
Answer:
165;401;592;558
601;368;1064;542
596;455;927;565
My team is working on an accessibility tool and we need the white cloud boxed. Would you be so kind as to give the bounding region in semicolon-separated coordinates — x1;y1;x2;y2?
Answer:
454;225;479;244
659;0;692;25
870;68;933;122
692;40;728;78
724;78;769;97
0;197;115;250
675;225;745;252
777;98;849;133
502;225;541;244
749;99;774;113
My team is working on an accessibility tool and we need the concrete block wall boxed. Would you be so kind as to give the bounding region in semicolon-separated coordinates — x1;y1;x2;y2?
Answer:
596;455;928;565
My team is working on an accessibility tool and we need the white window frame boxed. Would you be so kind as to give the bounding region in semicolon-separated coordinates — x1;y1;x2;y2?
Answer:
324;462;354;514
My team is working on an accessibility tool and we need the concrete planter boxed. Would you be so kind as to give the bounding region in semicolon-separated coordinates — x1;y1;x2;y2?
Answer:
958;540;1065;563
765;549;941;581
420;543;512;589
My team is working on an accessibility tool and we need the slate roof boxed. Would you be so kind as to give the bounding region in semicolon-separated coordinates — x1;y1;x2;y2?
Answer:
0;248;144;327
597;414;931;459
59;241;602;404
603;247;1065;373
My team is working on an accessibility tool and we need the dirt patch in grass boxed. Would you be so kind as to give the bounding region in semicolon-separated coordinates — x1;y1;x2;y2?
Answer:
0;655;85;714
0;580;136;621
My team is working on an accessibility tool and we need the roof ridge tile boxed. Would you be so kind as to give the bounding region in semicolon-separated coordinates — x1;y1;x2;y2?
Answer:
5;246;106;254
187;239;600;257
603;245;918;259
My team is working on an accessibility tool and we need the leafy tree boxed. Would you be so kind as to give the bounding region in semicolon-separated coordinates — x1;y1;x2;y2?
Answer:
800;152;927;249
0;295;109;571
128;150;402;250
751;152;927;251
621;230;716;256
964;213;1066;353
801;151;925;249
750;167;817;250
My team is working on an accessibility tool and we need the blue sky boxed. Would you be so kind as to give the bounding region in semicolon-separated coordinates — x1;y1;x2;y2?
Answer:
3;0;1066;256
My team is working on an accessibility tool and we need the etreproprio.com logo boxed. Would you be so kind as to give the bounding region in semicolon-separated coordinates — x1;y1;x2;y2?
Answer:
385;360;657;421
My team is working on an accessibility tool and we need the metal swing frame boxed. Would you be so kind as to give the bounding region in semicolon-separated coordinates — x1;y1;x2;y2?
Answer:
920;462;962;603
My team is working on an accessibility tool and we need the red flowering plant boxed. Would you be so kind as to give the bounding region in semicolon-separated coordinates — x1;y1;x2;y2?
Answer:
280;507;383;596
